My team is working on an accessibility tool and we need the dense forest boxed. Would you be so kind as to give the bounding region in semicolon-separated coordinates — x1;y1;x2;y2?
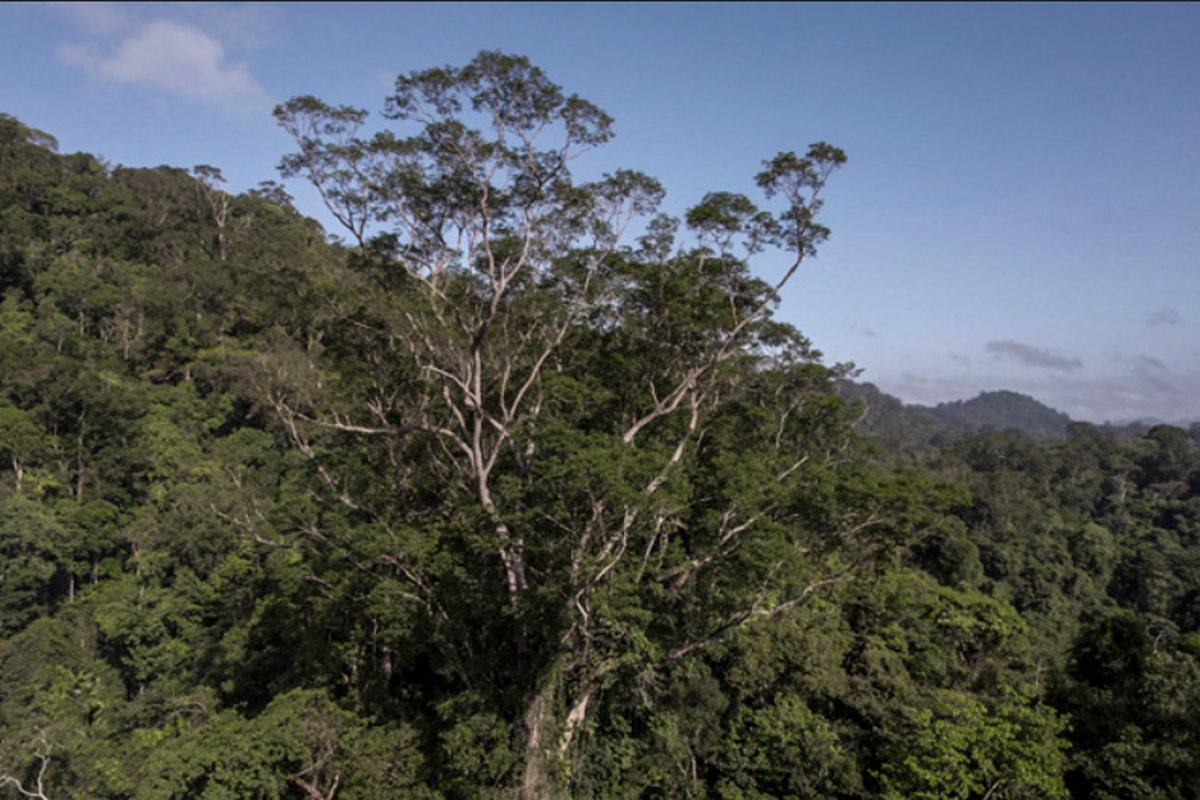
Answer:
3;53;1200;799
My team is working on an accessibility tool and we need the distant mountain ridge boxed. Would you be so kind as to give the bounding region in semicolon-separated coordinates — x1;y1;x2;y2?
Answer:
841;383;1074;443
930;389;1072;438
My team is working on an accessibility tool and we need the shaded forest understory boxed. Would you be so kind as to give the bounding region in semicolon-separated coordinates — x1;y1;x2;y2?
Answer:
3;55;1200;800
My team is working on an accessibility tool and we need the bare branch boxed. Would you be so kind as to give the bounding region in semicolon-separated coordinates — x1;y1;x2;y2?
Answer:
0;730;53;800
663;565;860;662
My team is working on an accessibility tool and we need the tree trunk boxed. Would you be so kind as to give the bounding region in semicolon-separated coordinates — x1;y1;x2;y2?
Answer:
520;677;557;800
519;655;595;799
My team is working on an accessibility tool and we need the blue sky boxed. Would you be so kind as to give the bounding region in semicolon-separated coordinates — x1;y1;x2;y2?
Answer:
3;3;1199;422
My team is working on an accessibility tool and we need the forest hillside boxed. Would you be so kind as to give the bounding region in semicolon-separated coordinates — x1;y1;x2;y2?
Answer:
2;54;1200;799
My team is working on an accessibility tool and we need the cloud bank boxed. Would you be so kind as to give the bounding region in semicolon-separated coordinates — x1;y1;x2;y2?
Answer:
881;353;1200;424
986;340;1082;372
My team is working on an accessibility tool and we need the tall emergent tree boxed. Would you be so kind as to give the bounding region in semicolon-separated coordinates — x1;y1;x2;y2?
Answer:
270;51;922;796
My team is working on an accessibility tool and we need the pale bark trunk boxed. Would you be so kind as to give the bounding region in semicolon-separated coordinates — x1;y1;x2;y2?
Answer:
520;679;556;800
519;658;593;800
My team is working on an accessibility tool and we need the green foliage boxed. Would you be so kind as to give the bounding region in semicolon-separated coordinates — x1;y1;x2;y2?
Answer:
0;496;68;634
2;53;1200;799
876;690;1068;800
141;689;430;800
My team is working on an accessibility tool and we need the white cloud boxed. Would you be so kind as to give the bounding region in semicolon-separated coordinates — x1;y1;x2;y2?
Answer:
57;18;271;115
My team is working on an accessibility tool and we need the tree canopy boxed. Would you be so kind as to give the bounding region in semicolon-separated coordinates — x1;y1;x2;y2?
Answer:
1;53;1198;799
